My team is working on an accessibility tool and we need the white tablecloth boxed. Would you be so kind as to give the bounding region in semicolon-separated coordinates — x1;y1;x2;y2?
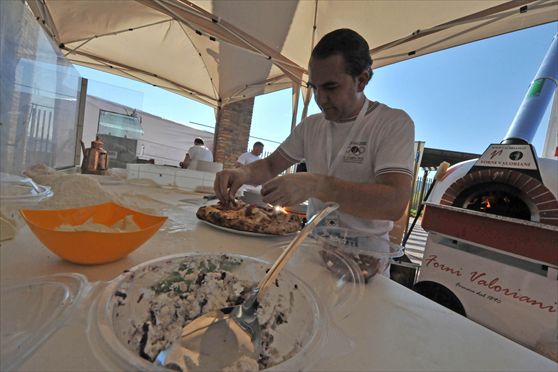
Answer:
1;183;556;371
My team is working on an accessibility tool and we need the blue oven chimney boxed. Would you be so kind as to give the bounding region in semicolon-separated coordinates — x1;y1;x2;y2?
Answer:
502;34;558;145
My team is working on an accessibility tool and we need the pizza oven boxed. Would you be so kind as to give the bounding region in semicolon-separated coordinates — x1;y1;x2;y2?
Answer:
417;153;558;359
427;31;558;228
436;162;558;226
415;34;558;360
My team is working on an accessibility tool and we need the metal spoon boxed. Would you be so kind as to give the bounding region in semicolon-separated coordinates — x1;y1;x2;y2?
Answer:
155;202;339;371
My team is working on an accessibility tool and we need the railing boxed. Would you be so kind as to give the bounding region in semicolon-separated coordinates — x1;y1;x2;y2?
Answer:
24;103;55;165
411;175;434;214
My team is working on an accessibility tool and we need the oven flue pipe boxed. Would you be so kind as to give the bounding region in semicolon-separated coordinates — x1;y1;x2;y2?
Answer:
502;33;558;145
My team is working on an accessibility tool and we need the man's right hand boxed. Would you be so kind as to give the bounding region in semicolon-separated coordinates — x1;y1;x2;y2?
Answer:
214;168;251;205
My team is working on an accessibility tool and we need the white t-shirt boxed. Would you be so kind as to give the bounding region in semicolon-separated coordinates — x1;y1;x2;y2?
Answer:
237;151;261;165
187;145;213;162
278;100;414;239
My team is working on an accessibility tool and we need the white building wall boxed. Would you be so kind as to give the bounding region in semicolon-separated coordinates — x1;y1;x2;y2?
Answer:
82;95;214;166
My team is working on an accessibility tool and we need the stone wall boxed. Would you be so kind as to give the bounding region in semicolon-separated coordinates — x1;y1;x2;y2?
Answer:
213;97;255;169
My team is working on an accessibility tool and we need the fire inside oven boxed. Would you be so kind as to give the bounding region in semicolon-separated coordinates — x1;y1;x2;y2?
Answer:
453;182;535;222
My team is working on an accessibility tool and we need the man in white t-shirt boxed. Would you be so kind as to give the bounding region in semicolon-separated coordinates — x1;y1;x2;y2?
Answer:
180;138;213;169
214;29;414;240
236;142;264;167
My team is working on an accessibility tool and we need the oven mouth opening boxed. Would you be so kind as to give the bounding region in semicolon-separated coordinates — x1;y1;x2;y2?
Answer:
453;182;538;222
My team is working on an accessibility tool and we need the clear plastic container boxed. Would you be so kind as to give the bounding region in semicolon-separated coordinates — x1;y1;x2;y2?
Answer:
0;273;88;370
1;253;354;371
87;253;330;371
265;239;366;320
0;173;53;201
0;172;52;228
311;227;404;283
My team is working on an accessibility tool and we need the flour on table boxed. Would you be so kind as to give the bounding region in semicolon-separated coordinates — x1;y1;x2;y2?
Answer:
39;174;119;209
125;178;161;188
23;163;61;186
118;193;172;213
0;213;17;241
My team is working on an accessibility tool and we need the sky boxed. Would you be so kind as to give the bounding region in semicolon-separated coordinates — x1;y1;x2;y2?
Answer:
77;22;558;156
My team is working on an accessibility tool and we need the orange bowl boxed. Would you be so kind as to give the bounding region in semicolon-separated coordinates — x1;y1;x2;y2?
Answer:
20;202;167;265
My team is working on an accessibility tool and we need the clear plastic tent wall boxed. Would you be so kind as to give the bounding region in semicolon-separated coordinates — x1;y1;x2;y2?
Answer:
1;0;83;175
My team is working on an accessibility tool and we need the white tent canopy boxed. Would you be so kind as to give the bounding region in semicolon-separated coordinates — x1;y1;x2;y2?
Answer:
30;0;558;109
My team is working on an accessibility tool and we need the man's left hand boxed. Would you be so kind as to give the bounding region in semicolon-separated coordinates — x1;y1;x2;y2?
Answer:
261;173;323;206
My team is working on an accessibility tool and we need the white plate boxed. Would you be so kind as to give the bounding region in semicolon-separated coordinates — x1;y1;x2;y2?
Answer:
197;218;299;238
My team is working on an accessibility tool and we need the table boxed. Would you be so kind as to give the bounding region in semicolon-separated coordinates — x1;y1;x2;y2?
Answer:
1;183;556;371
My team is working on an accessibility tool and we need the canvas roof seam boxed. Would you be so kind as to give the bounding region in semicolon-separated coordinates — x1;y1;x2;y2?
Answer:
90;60;158;90
410;10;518;57
175;21;219;101
309;0;319;59
375;10;511;63
63;38;94;58
147;0;222;101
375;1;557;64
371;0;539;55
194;2;306;79
30;0;60;44
150;0;308;104
217;22;305;82
226;76;296;105
142;0;244;48
64;47;218;107
158;0;215;24
148;0;305;82
62;19;174;45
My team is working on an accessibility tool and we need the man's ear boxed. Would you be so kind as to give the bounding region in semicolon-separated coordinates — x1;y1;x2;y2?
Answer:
357;69;370;92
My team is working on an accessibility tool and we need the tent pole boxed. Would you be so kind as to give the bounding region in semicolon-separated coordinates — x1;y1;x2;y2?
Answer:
291;82;300;133
300;86;313;121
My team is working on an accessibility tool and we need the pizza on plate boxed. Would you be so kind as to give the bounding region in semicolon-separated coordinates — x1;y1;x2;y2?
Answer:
196;200;304;235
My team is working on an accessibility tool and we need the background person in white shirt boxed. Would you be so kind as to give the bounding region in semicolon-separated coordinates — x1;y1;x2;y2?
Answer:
236;142;264;167
235;142;264;196
180;137;213;169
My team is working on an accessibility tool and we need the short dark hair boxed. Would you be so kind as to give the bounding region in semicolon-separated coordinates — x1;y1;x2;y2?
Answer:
311;28;372;82
194;137;204;145
253;141;264;148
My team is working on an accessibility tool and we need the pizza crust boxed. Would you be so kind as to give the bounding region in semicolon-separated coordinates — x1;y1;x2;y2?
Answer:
197;201;303;235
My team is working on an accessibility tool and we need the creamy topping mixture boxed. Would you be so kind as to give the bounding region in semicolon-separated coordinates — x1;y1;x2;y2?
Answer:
112;255;304;371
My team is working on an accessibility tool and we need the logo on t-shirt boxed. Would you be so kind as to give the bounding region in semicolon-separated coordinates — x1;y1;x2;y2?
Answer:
344;141;366;163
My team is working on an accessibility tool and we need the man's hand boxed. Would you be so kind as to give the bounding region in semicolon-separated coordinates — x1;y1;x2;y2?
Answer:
214;168;251;205
261;173;323;207
215;151;296;206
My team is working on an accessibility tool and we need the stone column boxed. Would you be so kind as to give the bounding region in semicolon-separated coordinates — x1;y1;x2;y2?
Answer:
213;97;255;169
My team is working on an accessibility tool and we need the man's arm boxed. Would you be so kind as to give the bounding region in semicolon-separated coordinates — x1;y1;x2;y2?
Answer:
180;153;191;169
214;150;295;204
261;172;411;221
319;173;411;220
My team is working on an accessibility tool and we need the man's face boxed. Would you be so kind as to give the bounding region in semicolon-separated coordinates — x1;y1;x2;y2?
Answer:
252;145;263;156
308;54;367;122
